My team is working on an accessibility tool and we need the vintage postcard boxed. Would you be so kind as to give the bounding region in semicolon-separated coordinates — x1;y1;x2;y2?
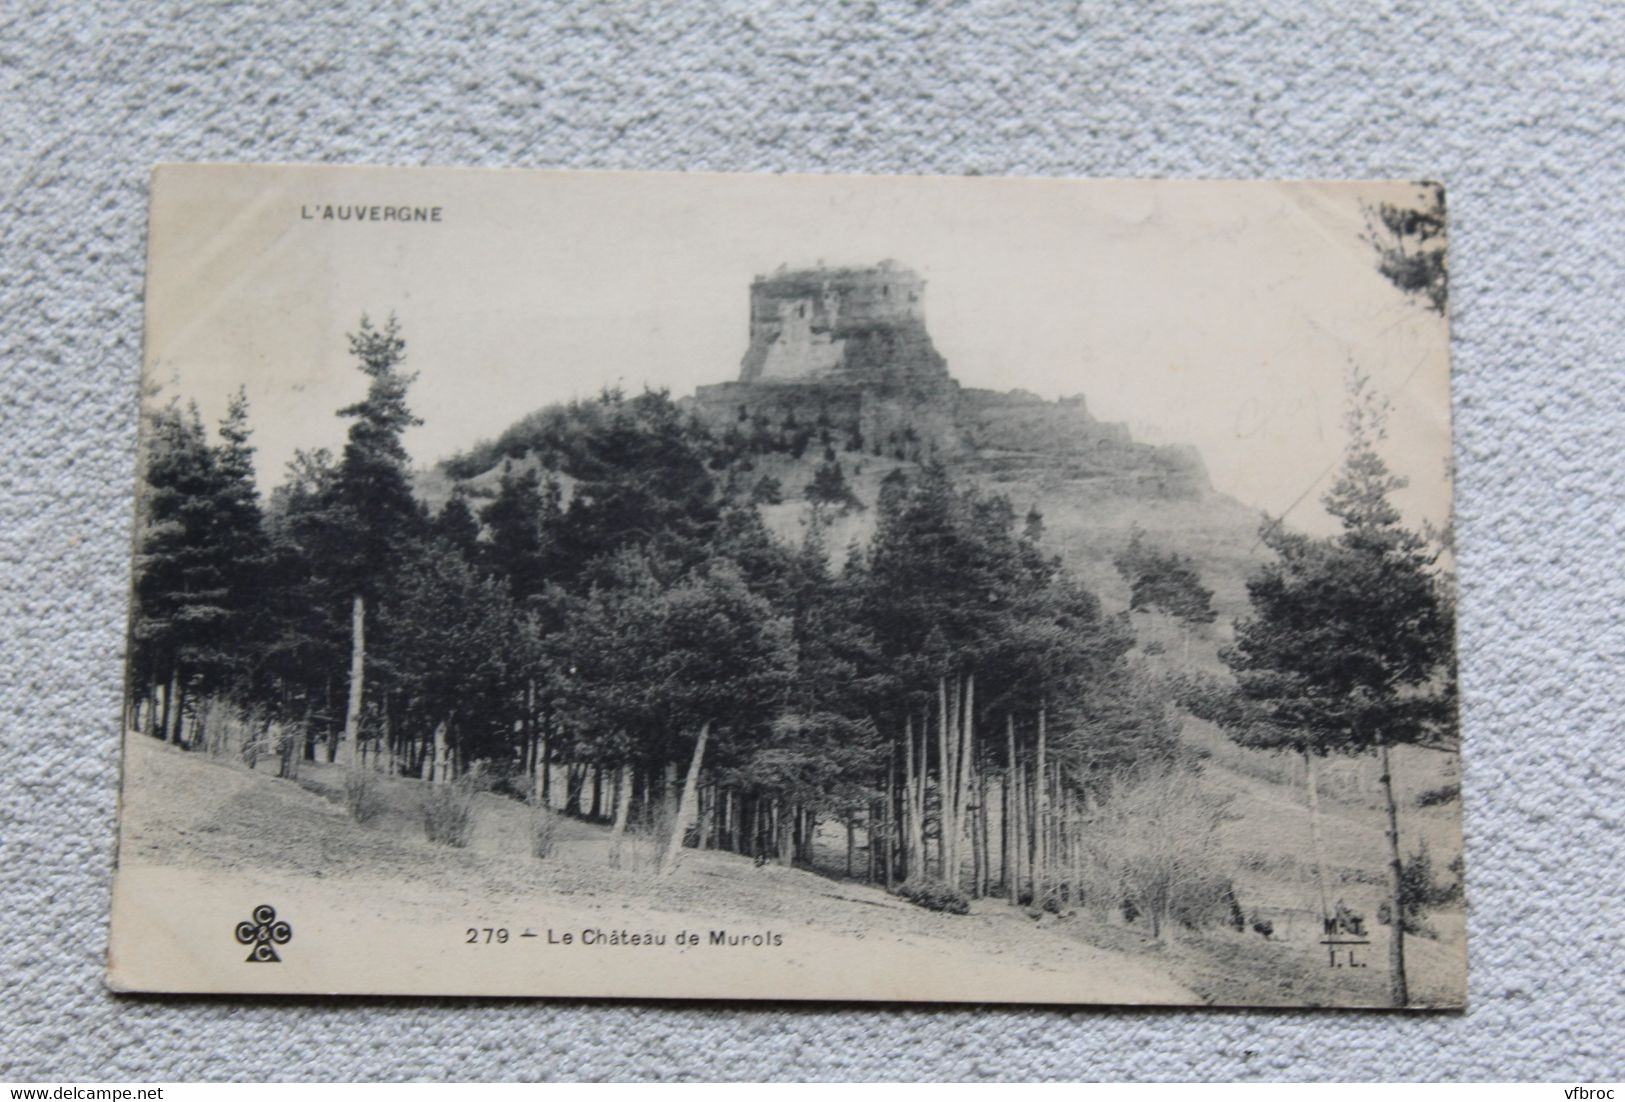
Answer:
110;164;1462;1007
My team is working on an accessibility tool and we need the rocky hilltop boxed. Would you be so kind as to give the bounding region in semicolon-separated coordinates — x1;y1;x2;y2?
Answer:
687;261;1262;616
441;261;1264;619
691;262;1217;503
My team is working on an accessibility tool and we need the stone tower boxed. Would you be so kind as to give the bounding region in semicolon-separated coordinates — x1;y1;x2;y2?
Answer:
735;261;952;395
689;260;960;459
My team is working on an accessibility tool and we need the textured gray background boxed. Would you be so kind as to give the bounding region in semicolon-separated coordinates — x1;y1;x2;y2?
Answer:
1;0;1621;1083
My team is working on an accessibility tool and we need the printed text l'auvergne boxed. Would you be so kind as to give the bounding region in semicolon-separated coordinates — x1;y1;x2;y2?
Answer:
301;203;442;223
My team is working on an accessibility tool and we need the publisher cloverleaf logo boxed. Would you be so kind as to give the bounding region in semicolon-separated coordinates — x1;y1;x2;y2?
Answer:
235;904;293;963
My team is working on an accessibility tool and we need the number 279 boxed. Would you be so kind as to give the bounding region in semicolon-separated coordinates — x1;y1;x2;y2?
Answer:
466;927;509;944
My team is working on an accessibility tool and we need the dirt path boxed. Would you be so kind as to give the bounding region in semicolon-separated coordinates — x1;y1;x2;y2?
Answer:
111;734;1197;1004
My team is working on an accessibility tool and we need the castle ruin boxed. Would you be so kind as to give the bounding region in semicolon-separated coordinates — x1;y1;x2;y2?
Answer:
689;260;1210;497
692;261;958;458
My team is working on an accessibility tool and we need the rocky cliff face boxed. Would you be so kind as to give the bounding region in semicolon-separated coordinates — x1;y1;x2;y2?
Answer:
956;389;1212;500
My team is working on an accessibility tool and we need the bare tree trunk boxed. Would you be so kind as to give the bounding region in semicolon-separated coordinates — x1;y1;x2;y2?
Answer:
174;676;192;748
890;754;903;890
1000;770;1009;900
950;708;959;883
776;802;793;867
1053;763;1066;903
1022;758;1034;900
867;798;878;883
978;769;991;898
521;678;535;782
663;720;710;872
1303;745;1333;926
1376;732;1410;1007
901;724;912;879
539;707;553;806
1054;761;1066;903
342;593;365;770
663;761;679;820
801;806;816;865
610;763;633;835
955;672;976;890
704;784;719;849
268;719;282;775
379;692;392;775
969;772;983;898
1070;778;1082;904
914;713;927;854
1006;714;1019;904
431;718;449;784
565;764;582;815
937;675;952;883
165;668;182;744
1035;705;1048;903
285;696;310;780
904;718;923;878
159;671;173;742
958;672;975;844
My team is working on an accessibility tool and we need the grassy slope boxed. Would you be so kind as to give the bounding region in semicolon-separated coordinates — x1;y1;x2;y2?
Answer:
1175;717;1467;1007
117;732;1203;1004
118;722;1462;1007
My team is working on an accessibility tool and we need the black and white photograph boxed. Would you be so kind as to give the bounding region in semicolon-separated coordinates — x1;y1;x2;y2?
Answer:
109;164;1461;1008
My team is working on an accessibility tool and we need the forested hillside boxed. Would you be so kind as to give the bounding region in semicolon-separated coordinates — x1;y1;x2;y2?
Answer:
125;308;1460;1005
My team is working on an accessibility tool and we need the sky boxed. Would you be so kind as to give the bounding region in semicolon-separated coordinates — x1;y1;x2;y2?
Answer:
143;165;1452;535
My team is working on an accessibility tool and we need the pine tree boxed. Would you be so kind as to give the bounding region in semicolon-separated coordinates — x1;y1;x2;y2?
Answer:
554;389;720;588
1364;181;1448;315
653;562;795;870
259;448;345;772
805;459;861;515
327;314;426;771
130;400;224;742
1219;370;1455;1006
206;388;270;694
386;539;518;781
1114;528;1216;657
129;394;278;742
431;491;482;560
750;518;886;865
481;463;548;600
